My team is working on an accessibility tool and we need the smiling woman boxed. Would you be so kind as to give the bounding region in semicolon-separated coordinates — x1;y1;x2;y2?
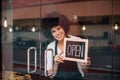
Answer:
44;12;90;80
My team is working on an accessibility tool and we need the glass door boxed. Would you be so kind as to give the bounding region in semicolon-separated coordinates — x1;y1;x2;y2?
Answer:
12;19;42;80
2;0;120;80
1;0;46;80
12;18;53;80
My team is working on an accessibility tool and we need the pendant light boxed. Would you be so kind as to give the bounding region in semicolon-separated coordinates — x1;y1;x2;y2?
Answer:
3;1;8;28
31;25;36;32
111;0;119;45
114;24;119;30
9;27;13;32
31;1;36;32
4;17;8;28
113;0;119;31
81;25;86;31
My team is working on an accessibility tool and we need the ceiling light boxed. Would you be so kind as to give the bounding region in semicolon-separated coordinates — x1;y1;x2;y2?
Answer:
9;27;13;32
81;25;86;31
3;17;8;28
73;15;77;20
31;25;36;32
114;24;119;30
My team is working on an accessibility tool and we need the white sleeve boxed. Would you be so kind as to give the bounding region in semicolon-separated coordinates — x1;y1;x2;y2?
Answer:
46;50;53;70
46;41;55;71
77;62;84;77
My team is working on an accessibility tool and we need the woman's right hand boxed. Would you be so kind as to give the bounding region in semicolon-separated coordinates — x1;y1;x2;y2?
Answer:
47;69;54;79
47;69;53;76
54;51;64;63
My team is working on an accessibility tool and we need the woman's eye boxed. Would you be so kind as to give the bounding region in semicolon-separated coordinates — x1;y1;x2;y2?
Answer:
51;30;55;33
57;27;61;30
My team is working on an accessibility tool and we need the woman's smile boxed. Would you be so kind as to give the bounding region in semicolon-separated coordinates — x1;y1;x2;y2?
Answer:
55;32;63;39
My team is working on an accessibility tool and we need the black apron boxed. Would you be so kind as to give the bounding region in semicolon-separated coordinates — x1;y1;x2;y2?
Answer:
54;41;82;80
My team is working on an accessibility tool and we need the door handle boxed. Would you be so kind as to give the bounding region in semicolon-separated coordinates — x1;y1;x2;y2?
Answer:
27;47;37;73
44;49;53;76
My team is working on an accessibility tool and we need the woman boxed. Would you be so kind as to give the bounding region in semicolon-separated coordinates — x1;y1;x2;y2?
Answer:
45;13;90;80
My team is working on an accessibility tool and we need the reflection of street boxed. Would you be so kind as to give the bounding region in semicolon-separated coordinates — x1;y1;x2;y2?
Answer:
85;46;120;80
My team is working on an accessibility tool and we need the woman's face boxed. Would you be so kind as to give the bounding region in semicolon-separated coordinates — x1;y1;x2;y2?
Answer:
50;26;66;41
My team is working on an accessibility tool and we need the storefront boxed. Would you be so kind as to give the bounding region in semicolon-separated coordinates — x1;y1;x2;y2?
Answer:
1;0;120;80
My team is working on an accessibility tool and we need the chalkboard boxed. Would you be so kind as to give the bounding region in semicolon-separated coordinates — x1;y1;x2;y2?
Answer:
63;38;88;62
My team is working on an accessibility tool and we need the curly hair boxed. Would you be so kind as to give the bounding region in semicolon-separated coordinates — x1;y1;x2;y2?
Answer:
41;11;70;38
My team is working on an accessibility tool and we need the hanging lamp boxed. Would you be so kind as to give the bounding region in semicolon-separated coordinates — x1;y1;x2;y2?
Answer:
31;1;36;32
3;1;8;28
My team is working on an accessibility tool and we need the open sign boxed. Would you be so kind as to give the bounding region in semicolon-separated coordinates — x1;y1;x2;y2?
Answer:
63;38;88;62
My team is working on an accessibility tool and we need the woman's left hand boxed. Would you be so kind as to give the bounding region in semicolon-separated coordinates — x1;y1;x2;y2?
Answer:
82;57;91;66
82;57;91;72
